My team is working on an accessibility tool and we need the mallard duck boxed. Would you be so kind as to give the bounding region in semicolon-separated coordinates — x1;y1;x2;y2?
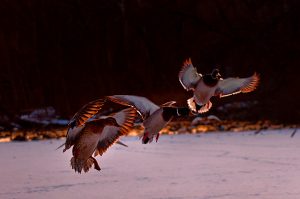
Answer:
66;107;136;173
179;58;260;113
107;95;190;144
60;97;133;152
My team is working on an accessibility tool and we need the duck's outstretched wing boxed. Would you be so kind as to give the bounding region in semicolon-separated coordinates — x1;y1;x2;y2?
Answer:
215;73;260;98
178;58;202;91
63;99;105;151
68;99;106;128
60;125;85;152
94;107;137;157
107;95;159;120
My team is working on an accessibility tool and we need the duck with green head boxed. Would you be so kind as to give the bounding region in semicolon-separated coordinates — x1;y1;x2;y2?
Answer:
179;58;260;114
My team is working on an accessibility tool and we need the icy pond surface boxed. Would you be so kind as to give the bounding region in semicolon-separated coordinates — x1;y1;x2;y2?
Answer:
0;130;299;199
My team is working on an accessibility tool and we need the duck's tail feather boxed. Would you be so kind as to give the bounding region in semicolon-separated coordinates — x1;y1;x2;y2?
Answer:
55;143;65;151
70;156;101;173
116;140;128;147
55;142;71;153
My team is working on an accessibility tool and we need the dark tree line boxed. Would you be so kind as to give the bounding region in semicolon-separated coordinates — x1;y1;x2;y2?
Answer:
0;0;299;122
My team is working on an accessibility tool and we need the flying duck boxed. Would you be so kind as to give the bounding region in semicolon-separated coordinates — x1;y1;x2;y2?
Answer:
65;107;136;173
179;58;260;113
59;98;131;152
107;95;190;144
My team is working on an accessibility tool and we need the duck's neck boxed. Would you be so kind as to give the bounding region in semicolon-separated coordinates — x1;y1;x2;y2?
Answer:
202;74;219;87
162;107;190;121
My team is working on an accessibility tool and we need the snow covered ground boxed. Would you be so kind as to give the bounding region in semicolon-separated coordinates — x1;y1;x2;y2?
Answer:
0;129;299;199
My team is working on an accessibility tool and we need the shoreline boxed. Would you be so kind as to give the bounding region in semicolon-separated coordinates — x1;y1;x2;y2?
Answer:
0;120;298;143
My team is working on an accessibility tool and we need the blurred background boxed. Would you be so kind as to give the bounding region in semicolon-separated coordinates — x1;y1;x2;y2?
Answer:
0;0;299;124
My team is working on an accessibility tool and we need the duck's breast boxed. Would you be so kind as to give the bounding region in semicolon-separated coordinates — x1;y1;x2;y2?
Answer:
143;108;168;139
72;129;101;160
194;80;217;105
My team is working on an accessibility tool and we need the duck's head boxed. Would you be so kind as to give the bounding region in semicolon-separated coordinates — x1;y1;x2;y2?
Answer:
211;68;222;80
104;117;120;127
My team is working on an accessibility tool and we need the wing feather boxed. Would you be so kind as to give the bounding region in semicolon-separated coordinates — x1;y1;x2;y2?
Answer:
107;95;158;120
63;99;106;152
215;73;260;98
68;99;106;127
178;58;202;91
94;108;137;157
61;125;84;152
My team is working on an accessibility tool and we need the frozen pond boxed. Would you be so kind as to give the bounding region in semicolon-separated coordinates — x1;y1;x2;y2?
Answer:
0;129;299;199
